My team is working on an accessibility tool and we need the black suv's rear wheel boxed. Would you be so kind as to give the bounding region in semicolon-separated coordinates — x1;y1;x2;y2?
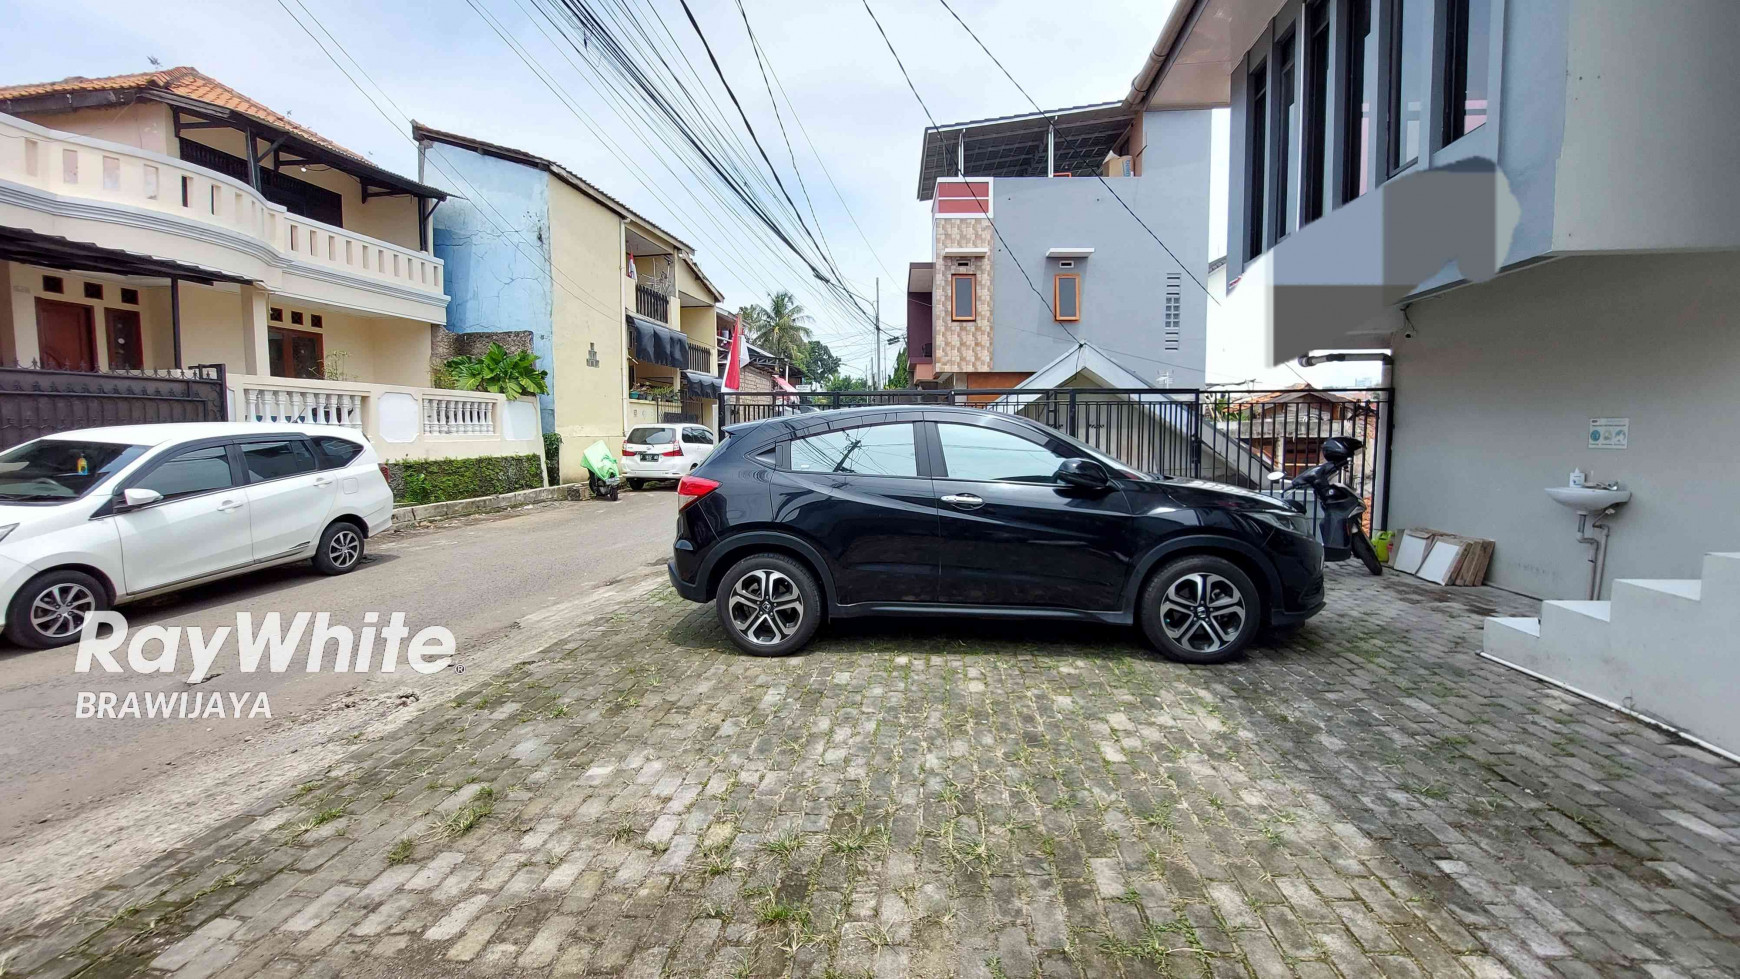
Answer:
1139;555;1261;664
715;553;821;656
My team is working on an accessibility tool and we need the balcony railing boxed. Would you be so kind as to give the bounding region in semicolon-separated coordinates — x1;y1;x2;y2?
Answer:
635;285;670;323
226;373;540;462
0;114;444;301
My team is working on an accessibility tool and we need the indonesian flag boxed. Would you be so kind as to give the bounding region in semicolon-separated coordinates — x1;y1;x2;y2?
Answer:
722;312;747;392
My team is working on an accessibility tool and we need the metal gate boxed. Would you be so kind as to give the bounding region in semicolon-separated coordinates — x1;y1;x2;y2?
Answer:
720;387;1395;530
0;364;229;451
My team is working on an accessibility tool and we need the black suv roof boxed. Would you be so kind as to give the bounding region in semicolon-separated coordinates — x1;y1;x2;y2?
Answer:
723;404;1039;445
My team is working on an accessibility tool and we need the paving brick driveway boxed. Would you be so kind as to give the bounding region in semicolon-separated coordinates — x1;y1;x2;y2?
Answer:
6;566;1738;979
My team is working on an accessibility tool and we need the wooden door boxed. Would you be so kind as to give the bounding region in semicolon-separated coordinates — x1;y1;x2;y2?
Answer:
35;298;96;371
104;309;144;371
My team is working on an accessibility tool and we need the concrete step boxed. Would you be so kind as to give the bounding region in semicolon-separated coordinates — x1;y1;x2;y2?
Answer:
1539;600;1611;658
1482;616;1541;664
1703;552;1740;602
1616;578;1701;601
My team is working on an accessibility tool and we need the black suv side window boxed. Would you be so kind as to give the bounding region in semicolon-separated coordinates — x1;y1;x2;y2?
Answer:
788;424;919;477
936;424;1064;483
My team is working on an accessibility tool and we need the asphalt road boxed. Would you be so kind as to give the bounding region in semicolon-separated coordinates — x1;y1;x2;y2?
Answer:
0;489;678;840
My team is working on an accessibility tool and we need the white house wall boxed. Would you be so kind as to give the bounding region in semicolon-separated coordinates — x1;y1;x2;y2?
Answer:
1388;251;1740;599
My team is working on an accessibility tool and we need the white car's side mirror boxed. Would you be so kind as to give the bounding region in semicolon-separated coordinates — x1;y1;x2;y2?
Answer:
121;488;163;509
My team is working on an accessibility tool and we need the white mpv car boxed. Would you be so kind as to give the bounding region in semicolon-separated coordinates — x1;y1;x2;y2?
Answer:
0;423;394;648
620;423;718;489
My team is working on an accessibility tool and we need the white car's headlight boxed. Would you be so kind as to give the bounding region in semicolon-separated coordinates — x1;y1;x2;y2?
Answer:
0;523;17;544
1247;509;1314;538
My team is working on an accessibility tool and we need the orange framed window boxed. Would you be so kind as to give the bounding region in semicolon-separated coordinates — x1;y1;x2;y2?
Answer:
1054;274;1081;322
950;274;976;321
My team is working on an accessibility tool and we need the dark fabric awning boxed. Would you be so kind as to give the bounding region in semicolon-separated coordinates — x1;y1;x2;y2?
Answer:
0;226;253;285
682;370;721;400
626;313;689;370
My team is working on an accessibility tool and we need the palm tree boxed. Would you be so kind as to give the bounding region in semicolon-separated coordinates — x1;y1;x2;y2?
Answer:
741;291;812;363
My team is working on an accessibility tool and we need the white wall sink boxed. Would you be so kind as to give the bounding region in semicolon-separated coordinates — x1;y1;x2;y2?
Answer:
1545;486;1632;513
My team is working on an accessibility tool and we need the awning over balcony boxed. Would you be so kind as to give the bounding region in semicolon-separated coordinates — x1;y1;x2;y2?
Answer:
626;313;689;369
681;370;721;401
0;226;252;285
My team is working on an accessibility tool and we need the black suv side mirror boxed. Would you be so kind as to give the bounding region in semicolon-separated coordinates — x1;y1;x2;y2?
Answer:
1055;457;1111;490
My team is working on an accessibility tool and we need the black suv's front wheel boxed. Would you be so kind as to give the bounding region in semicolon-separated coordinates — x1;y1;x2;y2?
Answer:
1139;555;1261;664
715;553;821;656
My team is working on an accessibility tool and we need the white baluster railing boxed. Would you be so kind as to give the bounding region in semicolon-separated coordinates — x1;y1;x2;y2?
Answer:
241;385;364;430
421;395;496;436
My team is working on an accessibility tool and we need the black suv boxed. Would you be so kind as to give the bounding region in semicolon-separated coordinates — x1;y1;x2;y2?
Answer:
669;407;1324;663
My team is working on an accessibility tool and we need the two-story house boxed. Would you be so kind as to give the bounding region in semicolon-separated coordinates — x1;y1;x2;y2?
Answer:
0;68;542;463
907;101;1213;394
1138;0;1739;601
414;126;724;482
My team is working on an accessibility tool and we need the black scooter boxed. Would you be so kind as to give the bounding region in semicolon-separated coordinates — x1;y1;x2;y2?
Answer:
1268;436;1383;575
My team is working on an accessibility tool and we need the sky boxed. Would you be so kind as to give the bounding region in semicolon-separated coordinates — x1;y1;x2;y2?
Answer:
0;0;1181;378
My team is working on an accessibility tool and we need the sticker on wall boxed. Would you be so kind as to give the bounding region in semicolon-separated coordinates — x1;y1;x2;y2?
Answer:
1589;417;1628;450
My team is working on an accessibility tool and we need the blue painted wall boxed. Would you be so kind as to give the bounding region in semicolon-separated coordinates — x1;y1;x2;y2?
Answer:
422;143;558;431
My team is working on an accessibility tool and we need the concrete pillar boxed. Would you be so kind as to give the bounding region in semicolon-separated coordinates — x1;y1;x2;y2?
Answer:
8;265;39;367
239;284;271;376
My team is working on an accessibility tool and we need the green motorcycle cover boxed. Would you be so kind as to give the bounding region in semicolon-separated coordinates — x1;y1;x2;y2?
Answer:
580;440;620;480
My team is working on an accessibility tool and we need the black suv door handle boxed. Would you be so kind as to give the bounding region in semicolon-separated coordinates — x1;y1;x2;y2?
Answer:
941;493;984;510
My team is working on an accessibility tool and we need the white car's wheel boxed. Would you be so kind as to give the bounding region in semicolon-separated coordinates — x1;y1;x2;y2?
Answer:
6;570;109;649
312;522;366;575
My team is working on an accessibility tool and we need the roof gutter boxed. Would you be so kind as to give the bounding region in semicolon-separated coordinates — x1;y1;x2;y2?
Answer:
1122;0;1209;110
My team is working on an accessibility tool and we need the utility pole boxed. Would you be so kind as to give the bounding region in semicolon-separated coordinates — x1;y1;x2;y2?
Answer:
873;278;882;389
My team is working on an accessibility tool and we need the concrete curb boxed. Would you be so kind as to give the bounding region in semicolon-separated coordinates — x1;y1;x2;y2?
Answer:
389;483;588;529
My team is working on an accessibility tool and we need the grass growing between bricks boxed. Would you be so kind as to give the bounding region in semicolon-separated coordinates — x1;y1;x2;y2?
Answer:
4;566;1739;978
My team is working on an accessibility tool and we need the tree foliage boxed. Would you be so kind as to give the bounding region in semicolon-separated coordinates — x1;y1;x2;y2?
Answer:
885;347;912;389
740;291;813;363
797;340;841;383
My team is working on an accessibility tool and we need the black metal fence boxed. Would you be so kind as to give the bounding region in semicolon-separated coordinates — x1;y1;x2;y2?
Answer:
0;364;228;451
721;387;1395;530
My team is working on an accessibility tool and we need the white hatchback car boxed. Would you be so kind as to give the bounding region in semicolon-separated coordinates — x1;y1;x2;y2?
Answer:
620;423;718;489
0;422;394;648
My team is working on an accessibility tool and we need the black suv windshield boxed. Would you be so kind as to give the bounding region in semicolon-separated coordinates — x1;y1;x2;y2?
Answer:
0;439;148;502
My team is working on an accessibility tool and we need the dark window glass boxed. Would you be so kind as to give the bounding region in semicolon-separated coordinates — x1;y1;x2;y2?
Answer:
950;274;975;320
41;275;64;294
83;282;103;300
269;307;284;322
1342;0;1379;202
1389;0;1430;172
1301;1;1331;224
789;425;918;477
1246;61;1268;259
1275;30;1299;239
290;311;304;325
937;424;1064;484
626;427;676;445
1054;274;1080;321
682;427;714;445
240;440;317;482
312;435;363;469
136;445;233;500
1443;0;1490;141
0;439;146;501
310;314;323;329
120;288;139;305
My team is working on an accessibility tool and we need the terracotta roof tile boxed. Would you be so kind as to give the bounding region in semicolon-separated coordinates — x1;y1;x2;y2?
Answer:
0;66;371;167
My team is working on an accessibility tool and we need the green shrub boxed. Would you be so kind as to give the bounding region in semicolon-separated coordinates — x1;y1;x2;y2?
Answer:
542;432;562;480
386;454;543;506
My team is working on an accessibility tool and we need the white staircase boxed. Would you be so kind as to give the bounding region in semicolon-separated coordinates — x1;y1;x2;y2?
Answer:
1484;552;1740;760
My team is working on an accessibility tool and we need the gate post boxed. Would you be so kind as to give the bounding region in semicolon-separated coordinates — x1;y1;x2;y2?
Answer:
1190;391;1204;476
1067;390;1078;438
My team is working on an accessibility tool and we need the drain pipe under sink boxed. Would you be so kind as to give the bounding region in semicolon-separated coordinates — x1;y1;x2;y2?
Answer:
1576;507;1619;600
